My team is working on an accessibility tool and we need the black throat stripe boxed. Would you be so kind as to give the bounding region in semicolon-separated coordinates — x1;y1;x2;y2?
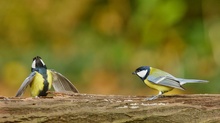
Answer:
38;74;49;96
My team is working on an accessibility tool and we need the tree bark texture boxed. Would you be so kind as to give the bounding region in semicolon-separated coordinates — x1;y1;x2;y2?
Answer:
1;93;220;123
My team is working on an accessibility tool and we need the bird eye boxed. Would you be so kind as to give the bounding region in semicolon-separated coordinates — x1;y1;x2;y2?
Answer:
136;69;141;72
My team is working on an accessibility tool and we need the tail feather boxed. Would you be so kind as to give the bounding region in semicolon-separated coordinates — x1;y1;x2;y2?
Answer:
177;78;208;85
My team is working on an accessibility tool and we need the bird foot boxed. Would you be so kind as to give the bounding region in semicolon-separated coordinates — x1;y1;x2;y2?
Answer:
145;95;163;101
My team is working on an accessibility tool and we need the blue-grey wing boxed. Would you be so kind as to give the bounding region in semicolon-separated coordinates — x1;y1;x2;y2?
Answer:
50;69;79;93
15;72;36;97
147;75;184;90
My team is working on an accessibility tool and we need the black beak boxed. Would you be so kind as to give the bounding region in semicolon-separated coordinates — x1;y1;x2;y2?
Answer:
132;72;136;75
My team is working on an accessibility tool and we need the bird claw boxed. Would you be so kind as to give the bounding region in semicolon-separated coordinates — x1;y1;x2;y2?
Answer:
145;95;163;101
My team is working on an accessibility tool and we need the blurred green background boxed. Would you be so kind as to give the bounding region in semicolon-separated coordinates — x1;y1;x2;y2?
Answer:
0;0;219;97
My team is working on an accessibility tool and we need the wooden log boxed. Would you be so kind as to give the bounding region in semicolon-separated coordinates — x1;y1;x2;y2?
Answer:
1;93;220;122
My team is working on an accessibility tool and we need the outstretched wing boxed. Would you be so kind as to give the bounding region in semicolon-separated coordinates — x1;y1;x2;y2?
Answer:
15;72;36;97
49;69;79;93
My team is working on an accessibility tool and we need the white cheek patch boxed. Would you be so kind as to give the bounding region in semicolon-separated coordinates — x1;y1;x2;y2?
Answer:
31;60;36;68
136;70;148;78
40;59;45;66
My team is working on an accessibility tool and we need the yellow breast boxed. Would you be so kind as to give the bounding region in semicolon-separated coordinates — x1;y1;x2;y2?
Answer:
30;71;53;97
47;70;53;89
144;79;173;93
30;72;44;96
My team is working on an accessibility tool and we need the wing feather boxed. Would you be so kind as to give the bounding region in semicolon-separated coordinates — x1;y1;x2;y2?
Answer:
50;69;79;93
147;76;184;90
15;72;36;97
147;72;184;90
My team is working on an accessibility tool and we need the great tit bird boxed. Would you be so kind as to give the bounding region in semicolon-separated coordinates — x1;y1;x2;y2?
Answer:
132;66;208;100
15;56;79;97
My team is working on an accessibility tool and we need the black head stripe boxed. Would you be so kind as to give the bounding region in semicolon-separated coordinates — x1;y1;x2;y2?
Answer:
33;56;42;61
36;59;44;67
32;56;47;69
145;67;150;80
135;66;150;80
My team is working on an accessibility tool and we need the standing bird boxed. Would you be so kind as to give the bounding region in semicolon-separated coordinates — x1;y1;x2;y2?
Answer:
132;66;208;100
15;56;79;97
